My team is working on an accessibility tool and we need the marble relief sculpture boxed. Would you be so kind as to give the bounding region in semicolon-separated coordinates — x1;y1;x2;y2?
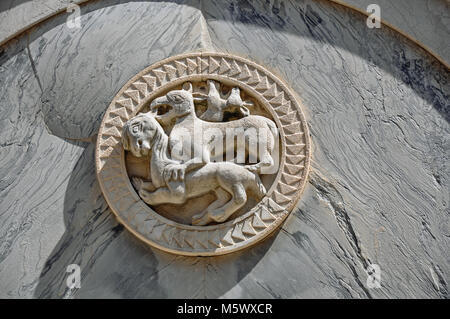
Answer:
121;111;267;226
148;82;278;174
197;80;252;121
122;81;278;225
96;52;310;256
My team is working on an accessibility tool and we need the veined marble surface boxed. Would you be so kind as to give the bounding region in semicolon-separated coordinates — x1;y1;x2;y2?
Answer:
0;0;448;298
1;0;449;66
342;0;449;65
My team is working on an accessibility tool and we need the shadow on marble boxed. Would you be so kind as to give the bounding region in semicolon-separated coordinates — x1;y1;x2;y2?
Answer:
0;0;447;143
197;0;449;298
32;141;276;298
202;0;450;121
2;0;210;140
0;0;30;13
0;0;447;298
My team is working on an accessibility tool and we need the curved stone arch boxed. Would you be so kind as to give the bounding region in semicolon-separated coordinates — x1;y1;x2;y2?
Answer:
1;0;448;69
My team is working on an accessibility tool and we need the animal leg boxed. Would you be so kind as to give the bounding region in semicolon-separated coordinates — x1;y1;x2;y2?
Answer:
246;125;276;173
139;187;185;205
192;188;230;225
191;212;213;226
131;176;156;192
245;153;274;173
209;184;247;223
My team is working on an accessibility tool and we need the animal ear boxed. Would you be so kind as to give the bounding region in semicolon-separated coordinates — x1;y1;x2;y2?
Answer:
192;92;208;103
182;82;193;93
121;126;129;150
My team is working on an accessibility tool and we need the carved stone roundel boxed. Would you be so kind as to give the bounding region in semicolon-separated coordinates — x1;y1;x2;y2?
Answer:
96;52;311;256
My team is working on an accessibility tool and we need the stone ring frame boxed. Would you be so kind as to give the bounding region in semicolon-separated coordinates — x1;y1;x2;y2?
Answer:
95;52;311;256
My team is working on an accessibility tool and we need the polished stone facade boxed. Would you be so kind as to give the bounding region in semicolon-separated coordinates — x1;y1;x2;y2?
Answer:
0;0;448;298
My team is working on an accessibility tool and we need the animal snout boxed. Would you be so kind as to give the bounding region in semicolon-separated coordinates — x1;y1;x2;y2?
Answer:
134;139;150;157
150;95;170;111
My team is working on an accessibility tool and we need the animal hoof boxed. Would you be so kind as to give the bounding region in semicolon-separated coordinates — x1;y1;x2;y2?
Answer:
192;212;203;221
131;176;143;190
209;214;228;223
192;212;210;226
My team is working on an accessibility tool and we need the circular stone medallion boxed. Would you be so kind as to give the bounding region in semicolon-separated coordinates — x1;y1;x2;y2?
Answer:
96;52;311;256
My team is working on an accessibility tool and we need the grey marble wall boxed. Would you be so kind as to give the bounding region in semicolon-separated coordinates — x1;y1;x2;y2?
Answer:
343;0;450;65
0;0;448;298
1;0;449;65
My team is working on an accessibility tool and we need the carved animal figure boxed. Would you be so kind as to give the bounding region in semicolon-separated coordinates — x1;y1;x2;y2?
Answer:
149;82;278;174
121;113;266;226
197;80;251;122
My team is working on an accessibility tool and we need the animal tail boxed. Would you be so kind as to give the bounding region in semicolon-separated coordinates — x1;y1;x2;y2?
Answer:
266;119;278;143
249;171;267;199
